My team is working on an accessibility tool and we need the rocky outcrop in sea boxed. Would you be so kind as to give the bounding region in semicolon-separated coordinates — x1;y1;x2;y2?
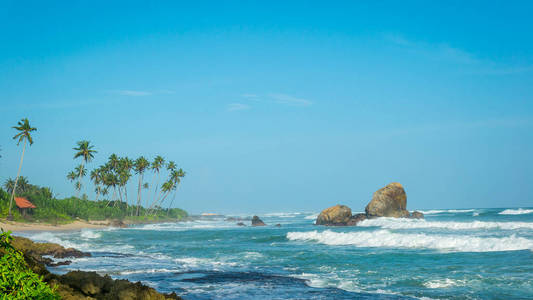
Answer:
316;182;424;226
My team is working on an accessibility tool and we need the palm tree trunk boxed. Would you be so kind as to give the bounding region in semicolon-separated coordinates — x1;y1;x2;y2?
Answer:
76;161;85;198
8;139;26;218
167;189;178;216
149;172;162;210
95;187;100;202
136;173;142;216
151;190;172;216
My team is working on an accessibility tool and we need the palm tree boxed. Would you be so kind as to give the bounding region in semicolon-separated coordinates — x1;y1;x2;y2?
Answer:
4;178;15;194
73;140;97;198
149;156;165;210
91;168;104;201
8;118;36;219
73;164;86;195
118;157;133;212
167;168;185;215
134;156;150;216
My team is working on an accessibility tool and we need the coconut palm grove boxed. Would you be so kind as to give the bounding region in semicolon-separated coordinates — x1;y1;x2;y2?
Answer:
1;118;188;224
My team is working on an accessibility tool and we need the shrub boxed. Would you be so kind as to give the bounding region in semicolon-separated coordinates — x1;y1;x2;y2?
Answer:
0;230;59;299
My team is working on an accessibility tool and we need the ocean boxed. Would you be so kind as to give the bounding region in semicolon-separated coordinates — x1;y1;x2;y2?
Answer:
22;208;533;299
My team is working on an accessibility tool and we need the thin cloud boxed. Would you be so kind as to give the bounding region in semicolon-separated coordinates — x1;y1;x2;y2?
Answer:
112;90;153;96
269;93;312;106
227;103;251;111
385;33;478;64
384;33;531;75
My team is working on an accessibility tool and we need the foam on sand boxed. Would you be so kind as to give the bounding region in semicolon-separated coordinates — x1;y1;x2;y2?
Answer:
286;230;533;252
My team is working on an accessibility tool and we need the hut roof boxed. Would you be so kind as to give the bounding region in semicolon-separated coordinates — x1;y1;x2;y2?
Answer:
15;197;36;209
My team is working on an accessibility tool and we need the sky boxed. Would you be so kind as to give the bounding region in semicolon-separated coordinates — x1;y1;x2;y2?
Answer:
0;1;532;214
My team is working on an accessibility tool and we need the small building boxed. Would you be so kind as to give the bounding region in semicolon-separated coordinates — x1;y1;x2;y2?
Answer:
15;197;36;217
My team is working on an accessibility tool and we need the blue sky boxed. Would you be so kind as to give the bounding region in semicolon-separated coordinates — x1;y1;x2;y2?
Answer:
1;1;532;214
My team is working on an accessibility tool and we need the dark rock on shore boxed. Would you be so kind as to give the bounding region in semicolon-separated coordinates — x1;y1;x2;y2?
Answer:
251;216;266;226
52;271;181;299
365;182;409;218
316;182;424;226
11;236;90;267
237;222;246;226
109;219;129;228
409;211;424;219
316;205;352;226
11;236;182;300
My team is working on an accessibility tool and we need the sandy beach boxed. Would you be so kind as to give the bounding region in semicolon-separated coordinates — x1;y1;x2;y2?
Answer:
0;220;110;232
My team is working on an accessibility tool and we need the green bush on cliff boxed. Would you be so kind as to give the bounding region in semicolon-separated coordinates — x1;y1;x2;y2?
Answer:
0;230;59;299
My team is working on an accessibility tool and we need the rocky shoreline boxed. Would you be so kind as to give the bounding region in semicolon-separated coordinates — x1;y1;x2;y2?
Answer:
316;182;424;226
10;235;181;300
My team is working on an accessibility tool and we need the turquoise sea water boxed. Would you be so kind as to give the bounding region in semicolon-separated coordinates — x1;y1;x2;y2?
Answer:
22;208;533;299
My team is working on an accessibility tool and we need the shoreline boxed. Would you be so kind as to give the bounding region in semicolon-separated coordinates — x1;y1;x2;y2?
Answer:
0;220;110;232
0;216;188;232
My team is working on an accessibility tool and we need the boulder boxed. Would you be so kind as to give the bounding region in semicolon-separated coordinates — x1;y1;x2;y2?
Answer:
274;224;281;227
251;216;266;226
236;222;246;226
409;211;424;219
316;205;352;226
365;183;410;218
346;213;368;226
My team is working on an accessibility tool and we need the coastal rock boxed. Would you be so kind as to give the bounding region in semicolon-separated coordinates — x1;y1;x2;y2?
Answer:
237;222;246;226
109;219;128;228
251;216;266;226
12;235;182;300
275;224;281;227
316;205;352;226
409;211;424;219
365;183;410;218
11;236;90;267
346;213;368;226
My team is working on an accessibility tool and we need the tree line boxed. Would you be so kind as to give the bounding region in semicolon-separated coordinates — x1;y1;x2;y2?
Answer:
3;118;186;221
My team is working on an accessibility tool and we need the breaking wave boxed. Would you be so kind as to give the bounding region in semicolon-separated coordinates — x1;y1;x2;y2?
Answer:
499;208;533;215
286;230;533;252
357;217;533;230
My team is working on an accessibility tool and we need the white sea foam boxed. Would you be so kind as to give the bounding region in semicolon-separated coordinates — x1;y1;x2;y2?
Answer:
304;213;319;220
418;210;446;214
120;268;177;275
473;212;479;217
424;278;465;289
173;257;239;269
357;217;533;230
28;232;89;250
286;230;533;252
499;208;533;215
264;212;302;218
419;209;474;214
133;220;236;231
80;230;101;239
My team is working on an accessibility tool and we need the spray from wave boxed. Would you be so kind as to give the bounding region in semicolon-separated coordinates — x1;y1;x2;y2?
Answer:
499;208;533;215
286;230;533;252
357;217;533;230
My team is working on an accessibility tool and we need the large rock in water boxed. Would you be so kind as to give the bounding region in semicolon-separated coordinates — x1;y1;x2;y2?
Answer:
251;215;266;226
365;182;410;217
316;205;352;225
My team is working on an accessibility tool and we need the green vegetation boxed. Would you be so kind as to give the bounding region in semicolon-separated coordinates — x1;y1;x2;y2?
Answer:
0;179;187;224
8;118;37;220
2;118;188;224
0;230;59;299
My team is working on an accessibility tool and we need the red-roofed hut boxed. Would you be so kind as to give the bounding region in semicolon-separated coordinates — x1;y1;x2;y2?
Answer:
15;197;36;217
